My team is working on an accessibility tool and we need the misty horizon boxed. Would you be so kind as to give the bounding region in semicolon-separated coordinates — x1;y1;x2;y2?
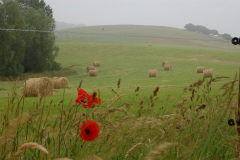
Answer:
46;0;240;37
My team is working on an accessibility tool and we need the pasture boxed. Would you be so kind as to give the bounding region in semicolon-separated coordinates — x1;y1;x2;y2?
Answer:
0;25;240;160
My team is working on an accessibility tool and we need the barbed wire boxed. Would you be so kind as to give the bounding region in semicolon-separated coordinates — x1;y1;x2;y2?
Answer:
0;28;231;43
0;28;52;32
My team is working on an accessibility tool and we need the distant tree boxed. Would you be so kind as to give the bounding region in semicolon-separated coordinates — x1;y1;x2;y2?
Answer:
0;0;26;76
209;29;219;36
184;23;196;31
221;33;232;40
195;25;210;35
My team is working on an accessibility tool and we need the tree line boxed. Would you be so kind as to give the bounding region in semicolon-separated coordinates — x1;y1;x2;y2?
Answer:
0;0;61;77
184;23;232;41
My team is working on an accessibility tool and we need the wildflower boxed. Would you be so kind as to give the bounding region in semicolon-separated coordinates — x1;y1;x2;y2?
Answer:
80;120;99;141
75;89;101;108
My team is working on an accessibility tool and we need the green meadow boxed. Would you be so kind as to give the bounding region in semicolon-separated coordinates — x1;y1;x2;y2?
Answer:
0;25;240;160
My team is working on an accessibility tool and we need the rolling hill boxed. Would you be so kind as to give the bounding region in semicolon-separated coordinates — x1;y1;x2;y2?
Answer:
54;25;239;51
55;21;85;31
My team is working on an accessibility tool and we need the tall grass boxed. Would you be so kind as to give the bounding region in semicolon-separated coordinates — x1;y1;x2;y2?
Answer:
0;74;239;160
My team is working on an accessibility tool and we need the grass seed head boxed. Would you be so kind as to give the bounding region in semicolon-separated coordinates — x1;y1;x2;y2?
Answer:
14;142;48;157
196;104;206;111
135;87;140;92
153;86;160;96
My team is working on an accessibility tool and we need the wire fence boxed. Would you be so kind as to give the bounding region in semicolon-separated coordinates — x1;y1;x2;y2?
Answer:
0;28;231;42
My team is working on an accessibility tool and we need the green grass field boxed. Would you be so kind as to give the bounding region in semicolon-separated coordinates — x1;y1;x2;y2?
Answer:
0;25;240;160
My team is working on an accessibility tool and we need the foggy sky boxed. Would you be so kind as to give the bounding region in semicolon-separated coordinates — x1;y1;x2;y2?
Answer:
45;0;240;37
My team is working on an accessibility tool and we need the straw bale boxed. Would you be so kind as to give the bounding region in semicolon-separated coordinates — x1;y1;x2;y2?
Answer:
162;61;170;67
149;70;158;77
164;64;172;70
51;77;68;89
21;77;53;97
203;69;213;78
87;66;95;72
89;70;98;77
196;67;205;73
93;61;100;67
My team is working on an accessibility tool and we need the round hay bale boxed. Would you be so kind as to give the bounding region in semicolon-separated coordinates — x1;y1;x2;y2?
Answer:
89;70;98;77
196;67;205;73
93;61;100;67
87;66;95;72
162;61;170;67
149;70;158;77
203;69;213;78
164;64;172;70
51;77;68;89
21;77;53;97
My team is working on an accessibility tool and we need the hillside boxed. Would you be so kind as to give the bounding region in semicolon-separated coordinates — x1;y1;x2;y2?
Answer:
55;21;85;31
54;25;238;51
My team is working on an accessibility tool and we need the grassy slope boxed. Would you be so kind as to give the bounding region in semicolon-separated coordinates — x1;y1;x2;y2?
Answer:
0;42;239;111
55;25;238;51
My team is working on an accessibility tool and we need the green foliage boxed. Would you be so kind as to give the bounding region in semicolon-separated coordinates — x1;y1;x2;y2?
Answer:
0;0;61;77
18;0;53;18
221;33;232;40
0;0;26;77
195;25;210;35
184;23;196;31
185;23;221;36
209;29;219;36
22;7;59;73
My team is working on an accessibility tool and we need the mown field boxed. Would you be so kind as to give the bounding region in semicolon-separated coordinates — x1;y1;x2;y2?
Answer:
0;25;240;160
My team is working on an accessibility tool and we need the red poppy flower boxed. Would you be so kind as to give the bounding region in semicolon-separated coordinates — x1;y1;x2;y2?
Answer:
80;120;99;141
75;89;101;108
75;89;89;103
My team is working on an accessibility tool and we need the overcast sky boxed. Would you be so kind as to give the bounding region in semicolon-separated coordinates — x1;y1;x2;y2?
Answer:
45;0;240;36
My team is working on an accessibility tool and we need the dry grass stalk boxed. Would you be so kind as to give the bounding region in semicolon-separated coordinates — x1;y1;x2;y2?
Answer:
51;77;68;89
21;77;53;97
146;142;172;160
54;158;72;160
87;66;95;72
117;78;121;88
164;64;172;70
196;104;206;111
89;70;98;77
83;155;103;160
125;143;143;158
149;70;158;77
153;86;160;96
0;114;32;145
93;61;100;67
14;142;48;157
196;67;206;73
162;61;170;67
203;69;213;78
